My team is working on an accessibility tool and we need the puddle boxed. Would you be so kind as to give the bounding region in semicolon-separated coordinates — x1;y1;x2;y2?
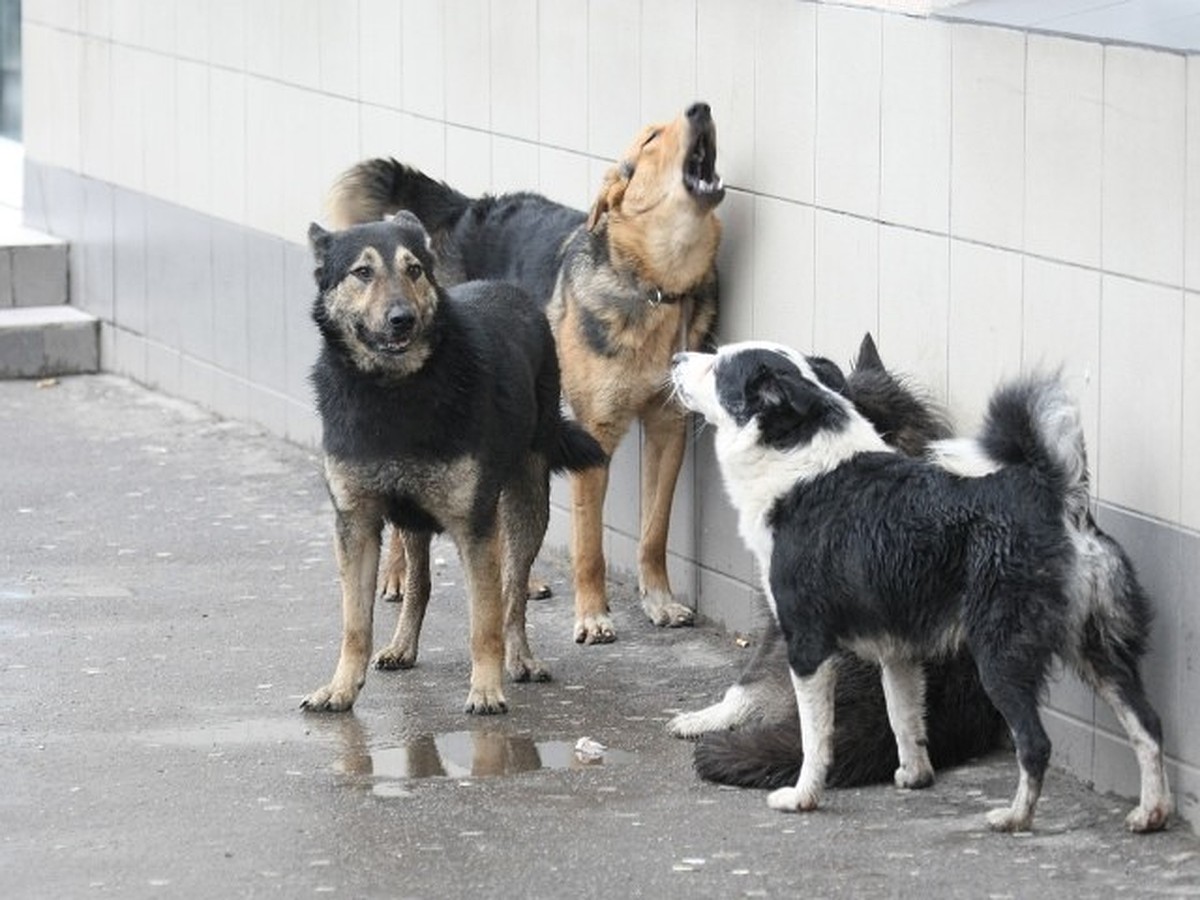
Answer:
335;731;636;783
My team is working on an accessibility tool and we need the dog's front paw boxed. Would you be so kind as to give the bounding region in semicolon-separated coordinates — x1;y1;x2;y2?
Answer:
767;785;821;812
300;682;360;713
985;806;1033;833
642;591;695;628
894;763;935;790
574;613;616;644
464;685;509;715
373;644;417;670
1125;802;1171;833
666;709;712;739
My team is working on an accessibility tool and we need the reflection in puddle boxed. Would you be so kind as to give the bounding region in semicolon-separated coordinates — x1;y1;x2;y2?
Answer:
335;731;635;784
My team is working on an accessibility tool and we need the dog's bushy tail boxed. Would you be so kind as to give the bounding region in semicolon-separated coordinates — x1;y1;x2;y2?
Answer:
327;158;471;232
548;418;607;474
979;373;1090;522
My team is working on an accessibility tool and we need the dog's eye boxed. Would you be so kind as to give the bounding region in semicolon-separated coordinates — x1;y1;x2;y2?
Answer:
351;265;373;282
643;129;660;148
405;262;424;281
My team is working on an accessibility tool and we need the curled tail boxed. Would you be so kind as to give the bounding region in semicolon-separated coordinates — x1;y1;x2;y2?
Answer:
326;158;471;232
548;418;606;474
979;372;1090;522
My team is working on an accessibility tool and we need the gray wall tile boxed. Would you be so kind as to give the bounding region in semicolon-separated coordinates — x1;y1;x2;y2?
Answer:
113;187;148;336
210;220;249;379
245;234;288;393
80;178;115;320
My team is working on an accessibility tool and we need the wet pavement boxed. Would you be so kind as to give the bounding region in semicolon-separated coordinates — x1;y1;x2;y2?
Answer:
2;374;1199;899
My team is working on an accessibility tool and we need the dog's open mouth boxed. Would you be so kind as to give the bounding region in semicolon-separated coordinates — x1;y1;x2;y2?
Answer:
357;323;413;356
683;127;724;206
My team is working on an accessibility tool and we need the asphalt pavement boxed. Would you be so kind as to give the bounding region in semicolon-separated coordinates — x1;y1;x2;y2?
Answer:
2;374;1198;899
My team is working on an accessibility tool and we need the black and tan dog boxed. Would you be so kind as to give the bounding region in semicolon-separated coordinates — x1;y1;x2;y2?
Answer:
326;103;724;644
301;212;604;715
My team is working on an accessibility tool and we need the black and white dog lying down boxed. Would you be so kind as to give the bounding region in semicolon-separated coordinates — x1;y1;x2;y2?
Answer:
670;339;1172;833
669;336;1006;789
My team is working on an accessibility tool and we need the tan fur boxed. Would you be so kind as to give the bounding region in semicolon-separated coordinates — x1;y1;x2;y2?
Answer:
552;108;721;643
591;116;723;296
321;244;440;377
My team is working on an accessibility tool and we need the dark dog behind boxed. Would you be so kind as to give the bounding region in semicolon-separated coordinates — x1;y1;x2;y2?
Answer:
671;339;1172;833
327;103;724;645
301;213;603;715
670;336;1007;790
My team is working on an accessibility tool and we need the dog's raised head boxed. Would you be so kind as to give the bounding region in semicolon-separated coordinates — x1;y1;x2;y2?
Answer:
588;102;724;294
309;211;441;377
672;342;891;512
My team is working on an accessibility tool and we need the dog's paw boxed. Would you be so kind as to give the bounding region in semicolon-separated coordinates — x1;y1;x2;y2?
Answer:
373;644;417;670
767;785;821;813
1125;802;1171;833
300;683;359;713
666;709;711;739
642;592;695;628
894;763;935;790
574;613;617;644
527;579;552;600
507;656;552;683
985;806;1033;833
463;686;509;715
379;570;405;602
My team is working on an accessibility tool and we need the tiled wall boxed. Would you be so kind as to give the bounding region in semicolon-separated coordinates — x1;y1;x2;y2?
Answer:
20;0;1199;826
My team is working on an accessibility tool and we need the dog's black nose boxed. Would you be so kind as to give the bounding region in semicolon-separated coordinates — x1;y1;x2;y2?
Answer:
686;102;711;123
387;305;415;335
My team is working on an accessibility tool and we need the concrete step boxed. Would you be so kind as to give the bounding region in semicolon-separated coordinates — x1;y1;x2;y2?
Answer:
0;305;99;378
0;222;69;308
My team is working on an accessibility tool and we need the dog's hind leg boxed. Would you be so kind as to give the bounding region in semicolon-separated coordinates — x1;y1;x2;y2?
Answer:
637;400;694;628
379;527;407;601
974;665;1052;832
499;465;552;683
458;529;509;714
302;488;386;713
880;658;935;789
1093;676;1172;832
374;530;432;671
767;658;838;812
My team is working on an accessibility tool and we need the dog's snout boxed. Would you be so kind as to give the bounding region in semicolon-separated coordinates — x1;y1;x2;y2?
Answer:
387;304;415;334
686;102;712;123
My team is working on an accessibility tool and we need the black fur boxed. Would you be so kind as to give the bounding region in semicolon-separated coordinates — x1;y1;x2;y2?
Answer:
301;216;605;714
683;340;1170;831
692;335;1004;789
333;159;586;306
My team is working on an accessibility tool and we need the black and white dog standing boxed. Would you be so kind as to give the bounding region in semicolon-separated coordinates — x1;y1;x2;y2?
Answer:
669;336;1006;792
671;340;1172;833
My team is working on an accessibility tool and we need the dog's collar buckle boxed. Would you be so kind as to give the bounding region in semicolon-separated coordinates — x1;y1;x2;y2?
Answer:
648;286;684;307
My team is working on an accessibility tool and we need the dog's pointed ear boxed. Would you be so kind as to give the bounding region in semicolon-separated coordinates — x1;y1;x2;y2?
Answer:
807;356;847;394
587;161;632;231
852;333;884;375
308;222;331;264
